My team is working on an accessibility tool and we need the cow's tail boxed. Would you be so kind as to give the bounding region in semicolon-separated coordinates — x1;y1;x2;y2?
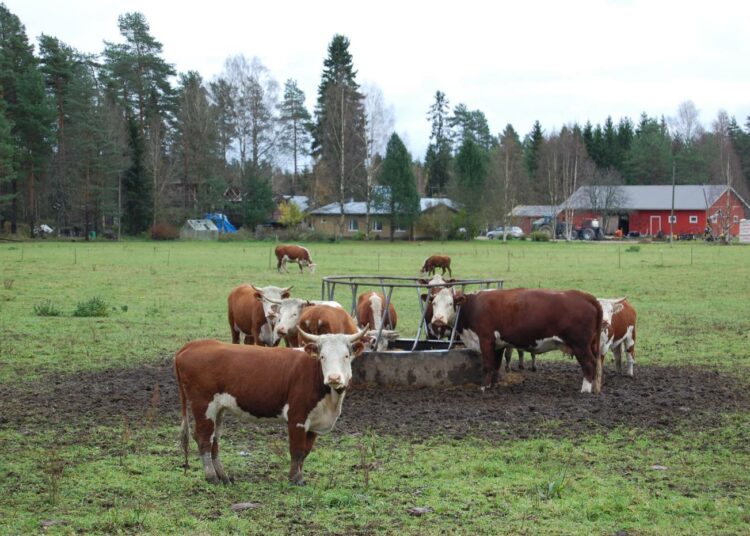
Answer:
592;297;604;393
174;349;191;470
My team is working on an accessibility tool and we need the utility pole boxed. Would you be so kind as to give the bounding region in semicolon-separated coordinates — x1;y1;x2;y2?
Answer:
669;159;676;246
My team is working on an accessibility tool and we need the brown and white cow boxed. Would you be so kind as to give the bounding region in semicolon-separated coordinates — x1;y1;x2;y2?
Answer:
297;304;387;351
276;244;316;274
598;298;637;377
420;255;452;277
227;284;292;346
419;275;454;340
263;297;343;347
427;287;604;393
356;291;399;351
174;328;367;485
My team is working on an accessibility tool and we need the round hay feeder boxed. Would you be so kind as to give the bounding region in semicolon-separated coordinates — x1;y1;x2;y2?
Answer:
321;275;505;387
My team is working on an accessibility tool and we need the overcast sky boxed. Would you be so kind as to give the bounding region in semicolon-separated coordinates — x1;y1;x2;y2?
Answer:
7;0;750;158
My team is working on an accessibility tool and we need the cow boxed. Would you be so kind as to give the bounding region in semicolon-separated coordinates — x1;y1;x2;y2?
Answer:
419;275;454;340
262;297;343;347
227;284;292;346
355;291;399;351
420;255;452;277
426;287;604;393
276;244;316;274
598;298;637;377
174;327;367;485
297;304;389;351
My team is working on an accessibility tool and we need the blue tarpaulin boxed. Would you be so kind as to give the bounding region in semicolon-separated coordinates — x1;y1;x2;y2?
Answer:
204;213;237;233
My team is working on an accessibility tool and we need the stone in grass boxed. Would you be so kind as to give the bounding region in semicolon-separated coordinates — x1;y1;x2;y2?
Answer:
650;465;668;471
232;502;261;512
408;506;433;516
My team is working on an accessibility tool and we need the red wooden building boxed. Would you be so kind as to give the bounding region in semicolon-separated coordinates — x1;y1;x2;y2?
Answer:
557;185;750;238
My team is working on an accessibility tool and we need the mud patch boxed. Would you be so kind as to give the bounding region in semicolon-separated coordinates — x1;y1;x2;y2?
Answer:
1;359;748;440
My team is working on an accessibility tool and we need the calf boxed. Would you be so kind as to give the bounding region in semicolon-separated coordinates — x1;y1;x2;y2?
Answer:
227;284;292;346
264;297;343;347
356;291;399;351
427;287;603;393
276;244;316;274
598;298;637;377
420;255;452;277
174;328;367;485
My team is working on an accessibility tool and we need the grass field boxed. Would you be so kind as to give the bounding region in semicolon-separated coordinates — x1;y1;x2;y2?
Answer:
1;239;749;534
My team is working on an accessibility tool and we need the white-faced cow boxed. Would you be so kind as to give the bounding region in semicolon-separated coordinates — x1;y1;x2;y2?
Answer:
419;275;454;340
297;304;389;351
263;297;343;347
276;244;316;274
420;255;452;277
427;287;604;393
355;291;399;351
598;298;637;377
227;284;292;346
174;328;367;485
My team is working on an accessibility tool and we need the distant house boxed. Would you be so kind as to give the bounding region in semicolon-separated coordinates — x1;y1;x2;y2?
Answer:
510;205;560;234
180;219;219;240
307;197;457;239
271;195;310;227
560;185;750;237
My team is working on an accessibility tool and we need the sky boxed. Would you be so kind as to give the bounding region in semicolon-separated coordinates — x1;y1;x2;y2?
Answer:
7;0;750;159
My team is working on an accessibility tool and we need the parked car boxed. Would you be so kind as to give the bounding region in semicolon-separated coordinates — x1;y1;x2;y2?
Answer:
486;226;524;239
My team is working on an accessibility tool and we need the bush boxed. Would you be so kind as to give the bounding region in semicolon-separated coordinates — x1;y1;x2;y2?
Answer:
530;231;550;242
150;223;179;241
73;296;109;317
34;300;62;317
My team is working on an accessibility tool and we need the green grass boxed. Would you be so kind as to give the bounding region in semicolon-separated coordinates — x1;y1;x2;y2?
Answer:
1;239;749;534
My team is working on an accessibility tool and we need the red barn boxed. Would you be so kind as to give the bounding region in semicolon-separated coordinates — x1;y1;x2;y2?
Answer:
558;185;750;238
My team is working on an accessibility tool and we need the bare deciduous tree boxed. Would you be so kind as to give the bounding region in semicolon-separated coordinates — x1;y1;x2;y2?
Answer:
361;83;394;238
712;110;742;242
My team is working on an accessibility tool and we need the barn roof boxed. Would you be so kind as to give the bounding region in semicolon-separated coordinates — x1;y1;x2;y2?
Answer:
309;197;457;215
565;185;749;211
511;205;560;217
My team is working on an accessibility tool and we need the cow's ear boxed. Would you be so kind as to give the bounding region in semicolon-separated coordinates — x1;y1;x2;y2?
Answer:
351;341;365;357
420;293;428;303
445;278;456;284
254;292;263;300
454;294;466;306
612;302;624;315
303;343;319;359
305;300;313;307
418;279;428;285
282;291;292;299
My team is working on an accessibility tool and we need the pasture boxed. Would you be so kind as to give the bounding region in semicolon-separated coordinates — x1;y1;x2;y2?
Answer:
1;240;749;534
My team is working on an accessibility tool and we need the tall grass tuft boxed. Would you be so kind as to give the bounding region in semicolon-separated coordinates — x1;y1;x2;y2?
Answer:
73;296;109;317
34;300;62;317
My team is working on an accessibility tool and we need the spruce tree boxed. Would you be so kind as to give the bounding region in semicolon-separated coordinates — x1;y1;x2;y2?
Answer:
122;117;151;234
241;166;275;230
425;90;452;196
278;78;312;193
378;133;420;241
523;120;544;177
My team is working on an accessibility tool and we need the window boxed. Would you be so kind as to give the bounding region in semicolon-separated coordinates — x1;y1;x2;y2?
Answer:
668;215;677;223
734;215;740;224
348;218;359;232
395;222;406;233
689;215;698;224
372;219;383;232
709;213;719;223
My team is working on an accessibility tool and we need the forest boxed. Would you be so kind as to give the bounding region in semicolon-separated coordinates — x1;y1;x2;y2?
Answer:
1;4;749;238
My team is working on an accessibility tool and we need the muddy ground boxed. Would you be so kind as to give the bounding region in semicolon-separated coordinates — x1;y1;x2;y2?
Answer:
2;358;748;442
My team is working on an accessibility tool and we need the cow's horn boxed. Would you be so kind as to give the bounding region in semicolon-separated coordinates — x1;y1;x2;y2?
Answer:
282;285;294;294
297;327;320;343
263;295;283;305
347;325;369;343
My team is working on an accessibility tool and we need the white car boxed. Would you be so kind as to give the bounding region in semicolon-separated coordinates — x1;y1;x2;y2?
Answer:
486;226;524;239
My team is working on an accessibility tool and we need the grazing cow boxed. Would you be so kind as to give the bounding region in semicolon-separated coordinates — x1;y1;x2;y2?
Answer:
276;244;316;274
174;328;367;485
356;291;399;351
420;255;452;277
227;284;292;346
263;297;343;347
427;287;603;393
598;298;637;377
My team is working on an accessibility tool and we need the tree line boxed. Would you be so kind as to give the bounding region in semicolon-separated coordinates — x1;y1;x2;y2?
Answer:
1;5;748;239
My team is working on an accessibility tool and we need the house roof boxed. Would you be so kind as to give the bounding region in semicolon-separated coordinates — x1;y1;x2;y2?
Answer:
564;185;750;211
183;219;218;231
309;197;457;216
511;205;560;217
279;195;309;212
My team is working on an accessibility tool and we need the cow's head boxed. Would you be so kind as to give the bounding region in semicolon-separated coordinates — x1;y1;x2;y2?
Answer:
252;285;293;326
422;286;464;330
597;297;627;357
266;298;311;343
364;329;399;351
306;261;316;274
298;326;367;393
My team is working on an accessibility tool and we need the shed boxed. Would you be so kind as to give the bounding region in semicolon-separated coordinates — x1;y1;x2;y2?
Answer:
740;219;750;244
180;219;219;240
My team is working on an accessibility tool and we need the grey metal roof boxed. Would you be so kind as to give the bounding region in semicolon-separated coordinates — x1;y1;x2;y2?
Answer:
309;197;456;215
511;205;560;217
281;195;309;212
183;219;218;231
565;185;742;211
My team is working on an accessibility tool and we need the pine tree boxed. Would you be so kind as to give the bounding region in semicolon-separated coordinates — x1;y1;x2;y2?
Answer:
523;120;544;178
425;90;452;196
624;114;673;184
0;95;14;217
241;166;275;230
278;78;312;193
122;117;151;234
378;133;420;241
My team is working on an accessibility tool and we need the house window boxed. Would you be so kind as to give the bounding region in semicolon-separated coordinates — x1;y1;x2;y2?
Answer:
348;218;359;232
668;215;677;223
321;218;327;224
734;215;740;224
372;219;383;232
689;215;698;224
709;213;718;223
395;222;406;233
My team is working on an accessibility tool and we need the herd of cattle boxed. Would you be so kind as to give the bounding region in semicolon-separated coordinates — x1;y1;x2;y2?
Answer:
174;249;637;485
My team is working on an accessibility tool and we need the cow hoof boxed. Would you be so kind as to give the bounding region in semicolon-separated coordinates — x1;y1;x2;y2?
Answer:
289;473;306;486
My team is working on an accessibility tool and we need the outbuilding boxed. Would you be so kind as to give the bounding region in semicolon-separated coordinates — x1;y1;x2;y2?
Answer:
180;219;219;240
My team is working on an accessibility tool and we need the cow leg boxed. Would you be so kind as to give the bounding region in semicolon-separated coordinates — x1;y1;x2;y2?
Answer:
613;344;623;374
518;349;525;370
299;432;317;472
503;346;513;372
211;409;231;484
447;266;452;277
480;338;499;389
287;423;308;485
231;327;240;344
243;334;253;345
573;347;598;394
191;404;220;483
277;257;283;273
530;352;537;372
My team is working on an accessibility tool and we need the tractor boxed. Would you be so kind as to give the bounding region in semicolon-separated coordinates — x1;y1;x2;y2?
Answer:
532;216;603;240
